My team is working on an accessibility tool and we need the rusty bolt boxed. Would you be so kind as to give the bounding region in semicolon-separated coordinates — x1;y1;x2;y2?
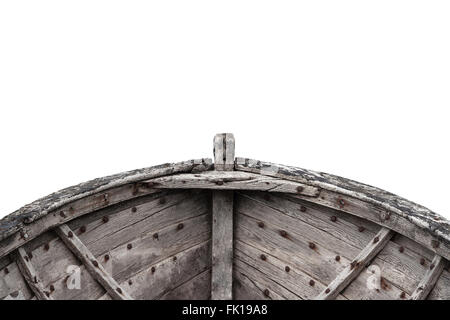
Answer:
420;258;426;266
104;254;110;262
430;264;435;270
68;231;73;238
309;280;315;286
4;267;9;274
28;252;33;259
431;240;440;248
50;284;55;292
335;255;341;262
325;288;330;294
279;230;288;238
258;221;265;228
177;223;184;230
285;266;290;272
350;261;357;269
102;216;109;223
131;207;137;213
59;211;66;218
400;292;406;299
34;276;38;283
92;260;99;267
263;289;270;297
153;233;159;239
151;266;156;273
24;255;29;262
330;216;337;222
127;243;132;250
159;197;166;205
116;288;122;294
296;186;304;193
128;280;133;285
399;246;404;253
260;254;267;261
309;242;316;250
44;243;50;251
373;236;379;244
358;226;365;232
300;206;307;212
80;226;86;233
173;256;177;261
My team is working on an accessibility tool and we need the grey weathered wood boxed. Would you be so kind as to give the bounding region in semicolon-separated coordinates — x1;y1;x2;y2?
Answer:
0;261;34;300
16;247;52;300
315;227;394;300
211;191;234;300
55;224;132;300
427;269;450;300
410;254;445;300
147;171;319;196
214;133;235;171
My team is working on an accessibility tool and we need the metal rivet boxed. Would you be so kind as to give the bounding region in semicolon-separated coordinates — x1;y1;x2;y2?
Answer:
285;266;290;272
5;267;9;274
309;242;316;249
127;244;132;250
309;280;315;286
131;207;137;213
300;206;307;212
92;260;99;267
80;226;86;233
177;223;184;230
153;233;159;239
159;198;166;205
258;222;265;228
104;254;110;262
330;216;337;222
296;186;304;193
68;231;73;238
399;246;404;253
350;261;357;269
279;230;288;238
59;211;66;218
116;288;122;294
358;226;365;232
44;243;50;251
373;236;379;244
260;254;267;261
335;255;340;262
173;256;177;261
49;284;55;292
28;252;33;259
325;288;330;294
151;266;156;273
420;258;426;266
263;289;270;297
400;292;406;299
102;216;109;223
128;280;133;285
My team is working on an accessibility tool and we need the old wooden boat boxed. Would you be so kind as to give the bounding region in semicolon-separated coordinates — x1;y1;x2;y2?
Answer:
1;133;449;300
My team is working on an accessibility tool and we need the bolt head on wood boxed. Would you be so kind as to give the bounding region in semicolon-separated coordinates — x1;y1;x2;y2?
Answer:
335;255;340;262
399;246;404;253
102;216;109;223
279;230;288;238
373;236;379;244
285;266;290;272
177;223;184;230
258;221;265;228
330;216;337;222
308;242;316;249
309;280;315;286
260;254;267;261
263;289;270;297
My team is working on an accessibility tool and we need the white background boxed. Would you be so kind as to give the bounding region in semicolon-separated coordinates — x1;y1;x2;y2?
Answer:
0;1;449;219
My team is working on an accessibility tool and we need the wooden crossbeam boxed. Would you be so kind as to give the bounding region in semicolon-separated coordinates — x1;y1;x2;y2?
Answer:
55;224;133;300
146;171;319;196
315;227;394;300
410;254;445;300
16;247;52;300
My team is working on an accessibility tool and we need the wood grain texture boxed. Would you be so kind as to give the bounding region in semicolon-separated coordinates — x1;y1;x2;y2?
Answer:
410;255;445;300
16;247;51;300
214;133;234;171
55;224;132;300
211;191;234;300
427;269;450;300
0;261;34;300
315;228;393;300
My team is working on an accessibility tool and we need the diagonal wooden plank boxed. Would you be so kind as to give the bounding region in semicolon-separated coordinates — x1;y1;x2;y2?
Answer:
315;227;394;300
55;224;132;300
16;247;52;300
410;254;445;300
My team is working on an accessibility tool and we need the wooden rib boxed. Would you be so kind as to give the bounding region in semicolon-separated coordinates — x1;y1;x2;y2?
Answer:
315;227;394;300
16;247;51;300
146;171;319;196
55;224;132;300
410;254;445;300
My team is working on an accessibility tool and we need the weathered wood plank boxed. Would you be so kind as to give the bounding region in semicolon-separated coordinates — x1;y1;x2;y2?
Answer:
147;171;320;196
160;269;212;300
427;269;450;300
16;247;51;300
315;228;394;300
55;224;132;300
214;133;235;171
211;191;233;300
0;261;34;300
410;255;445;300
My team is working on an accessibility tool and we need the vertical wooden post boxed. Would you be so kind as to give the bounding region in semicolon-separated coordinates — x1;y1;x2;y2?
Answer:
211;133;235;300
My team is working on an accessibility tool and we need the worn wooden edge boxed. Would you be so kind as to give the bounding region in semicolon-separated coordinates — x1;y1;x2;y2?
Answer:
55;224;133;300
214;133;235;171
16;247;52;300
146;171;320;196
0;158;213;242
315;228;394;300
410;255;445;300
235;158;450;247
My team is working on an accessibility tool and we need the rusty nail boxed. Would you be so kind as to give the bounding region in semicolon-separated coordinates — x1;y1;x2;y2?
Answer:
102;216;109;223
358;226;365;232
131;207;137;213
420;258;426;266
260;254;267;261
159;197;166;205
309;242;316;250
128;280;133;285
177;223;184;230
296;186;304;193
258;221;265;228
279;230;288;238
263;289;270;297
373;236;379;244
430;264;435;270
28;252;33;259
34;276;37;283
300;206;307;212
5;267;9;274
116;288;122;294
153;233;159;239
44;243;50;251
68;231;73;238
350;261;357;269
151;266;156;273
173;256;177;261
59;211;66;218
399;246;404;253
400;292;406;299
325;288;330;294
335;255;341;262
285;266;290;272
309;280;315;286
50;284;55;292
80;226;86;233
330;216;337;222
92;260;99;267
24;255;29;262
127;243;132;250
104;254;110;261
